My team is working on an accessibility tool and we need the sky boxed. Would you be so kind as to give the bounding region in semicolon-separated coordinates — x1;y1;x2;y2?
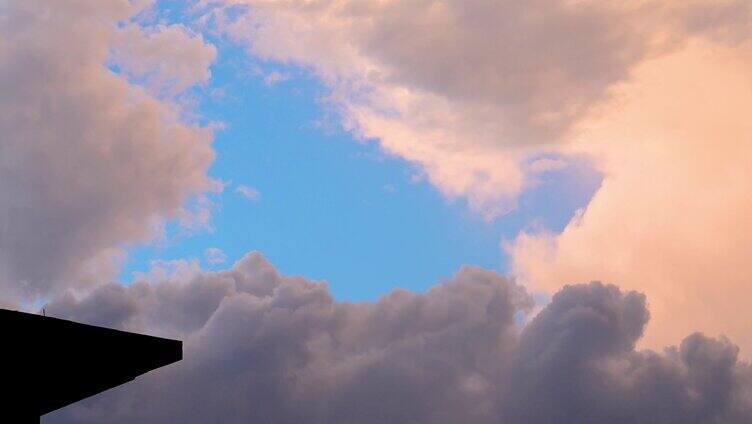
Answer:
112;1;604;300
119;34;601;300
3;0;752;422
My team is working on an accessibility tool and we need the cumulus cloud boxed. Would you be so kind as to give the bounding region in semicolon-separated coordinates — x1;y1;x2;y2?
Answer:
204;0;752;353
44;253;752;423
0;0;216;299
207;0;752;217
6;1;752;421
111;22;217;96
508;40;752;352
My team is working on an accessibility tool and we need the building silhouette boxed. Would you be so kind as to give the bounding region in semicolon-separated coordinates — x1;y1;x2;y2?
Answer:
2;309;182;423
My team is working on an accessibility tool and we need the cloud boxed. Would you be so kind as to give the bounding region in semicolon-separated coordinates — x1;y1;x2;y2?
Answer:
263;70;289;86
501;285;751;423
0;0;216;299
6;1;752;420
131;258;203;285
204;247;227;265
235;184;260;201
508;40;752;352
111;22;217;96
207;0;752;353
528;157;568;174
45;253;752;423
209;0;752;217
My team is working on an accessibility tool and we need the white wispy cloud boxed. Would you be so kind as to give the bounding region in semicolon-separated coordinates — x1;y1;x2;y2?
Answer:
204;247;228;265
235;184;261;201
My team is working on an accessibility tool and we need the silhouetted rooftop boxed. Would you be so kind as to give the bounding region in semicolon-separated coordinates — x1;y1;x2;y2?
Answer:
1;308;182;423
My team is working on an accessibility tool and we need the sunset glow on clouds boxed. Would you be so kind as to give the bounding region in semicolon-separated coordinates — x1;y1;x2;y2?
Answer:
509;40;752;350
208;0;752;352
2;0;752;422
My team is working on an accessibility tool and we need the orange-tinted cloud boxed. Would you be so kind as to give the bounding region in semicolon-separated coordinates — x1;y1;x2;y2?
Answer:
210;0;752;354
509;40;752;352
212;0;751;217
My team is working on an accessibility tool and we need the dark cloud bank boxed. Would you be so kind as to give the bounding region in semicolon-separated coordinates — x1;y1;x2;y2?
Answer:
44;253;752;423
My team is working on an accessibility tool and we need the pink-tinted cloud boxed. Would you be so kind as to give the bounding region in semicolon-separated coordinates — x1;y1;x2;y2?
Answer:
111;22;217;96
209;0;752;218
509;40;752;352
0;0;217;299
206;0;752;353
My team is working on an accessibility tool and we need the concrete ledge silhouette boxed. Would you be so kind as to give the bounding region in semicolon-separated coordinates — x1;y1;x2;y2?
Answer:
1;309;182;423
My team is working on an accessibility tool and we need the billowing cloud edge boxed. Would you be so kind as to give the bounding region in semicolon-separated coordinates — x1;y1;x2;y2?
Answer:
44;252;752;423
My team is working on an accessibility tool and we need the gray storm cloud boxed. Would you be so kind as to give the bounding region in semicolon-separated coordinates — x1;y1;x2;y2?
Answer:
0;0;216;300
45;253;752;423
